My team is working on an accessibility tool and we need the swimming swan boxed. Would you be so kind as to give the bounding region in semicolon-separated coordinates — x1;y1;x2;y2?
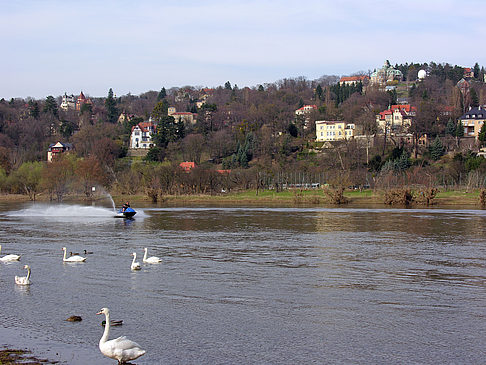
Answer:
96;307;145;364
0;245;21;262
131;252;141;270
62;247;86;262
15;265;31;285
143;247;162;263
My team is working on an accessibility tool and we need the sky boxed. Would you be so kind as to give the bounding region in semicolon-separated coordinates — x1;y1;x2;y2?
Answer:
1;0;486;99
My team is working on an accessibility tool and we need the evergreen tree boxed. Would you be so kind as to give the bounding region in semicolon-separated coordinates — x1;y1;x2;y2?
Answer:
28;100;40;119
153;116;178;148
478;122;486;146
151;100;169;120
258;85;264;92
470;88;479;108
429;136;444;160
224;81;232;90
473;62;480;79
104;88;118;123
455;121;464;137
315;84;323;100
446;118;456;136
43;96;58;118
157;87;167;100
396;150;410;170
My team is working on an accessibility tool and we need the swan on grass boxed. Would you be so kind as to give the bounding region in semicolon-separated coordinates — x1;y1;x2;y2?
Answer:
15;265;31;285
0;244;21;262
62;247;86;262
131;252;141;270
143;247;162;264
96;308;145;364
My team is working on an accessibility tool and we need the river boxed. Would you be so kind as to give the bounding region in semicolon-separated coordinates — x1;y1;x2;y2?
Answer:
0;201;485;364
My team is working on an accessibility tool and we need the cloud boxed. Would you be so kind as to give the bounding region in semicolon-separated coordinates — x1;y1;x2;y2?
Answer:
1;0;486;98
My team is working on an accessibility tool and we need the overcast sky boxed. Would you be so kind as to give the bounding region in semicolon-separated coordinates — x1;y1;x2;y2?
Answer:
2;0;485;99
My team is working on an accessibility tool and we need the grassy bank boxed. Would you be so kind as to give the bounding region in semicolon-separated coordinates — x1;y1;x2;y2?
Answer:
1;188;483;208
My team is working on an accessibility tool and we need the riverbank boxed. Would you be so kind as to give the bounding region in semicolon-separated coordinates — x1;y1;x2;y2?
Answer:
0;188;484;208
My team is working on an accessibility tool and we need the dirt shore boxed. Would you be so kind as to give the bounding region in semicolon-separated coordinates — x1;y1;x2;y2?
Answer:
0;348;58;364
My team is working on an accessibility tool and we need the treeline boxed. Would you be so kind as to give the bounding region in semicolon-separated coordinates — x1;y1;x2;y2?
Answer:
1;61;486;200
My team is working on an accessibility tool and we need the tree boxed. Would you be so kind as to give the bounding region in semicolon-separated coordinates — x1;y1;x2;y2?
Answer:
474;62;480;79
224;81;232;90
478;122;486;146
470;88;479;108
455;121;464;137
446;118;456;136
157;87;167;100
43;96;58;118
429;136;445;160
75;156;108;198
153;115;178;148
28;100;40;119
104;88;118;123
9;161;44;200
151;100;169;121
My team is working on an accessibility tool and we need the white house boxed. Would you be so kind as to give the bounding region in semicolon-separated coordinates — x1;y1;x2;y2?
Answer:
130;122;156;149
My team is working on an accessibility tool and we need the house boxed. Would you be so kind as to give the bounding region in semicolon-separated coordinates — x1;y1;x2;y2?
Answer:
339;75;369;86
315;121;356;142
376;104;416;134
179;161;195;172
458;106;486;139
464;67;475;79
47;141;73;162
60;93;77;111
130;122;156;149
370;61;403;86
168;107;197;125
60;91;92;112
295;105;317;116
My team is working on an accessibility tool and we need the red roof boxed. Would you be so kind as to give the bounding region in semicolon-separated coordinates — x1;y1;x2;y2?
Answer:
296;105;317;112
339;75;369;82
131;122;156;133
179;162;195;171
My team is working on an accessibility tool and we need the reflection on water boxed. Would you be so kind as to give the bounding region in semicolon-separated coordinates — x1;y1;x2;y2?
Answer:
0;202;485;364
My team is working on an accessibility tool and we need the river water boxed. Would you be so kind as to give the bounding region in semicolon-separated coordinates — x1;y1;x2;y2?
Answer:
0;201;485;364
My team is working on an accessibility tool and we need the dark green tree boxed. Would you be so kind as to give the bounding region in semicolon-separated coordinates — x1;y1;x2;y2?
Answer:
157;87;167;100
153;116;178;148
258;85;264;92
104;88;118;123
224;81;232;90
43;96;58;118
315;84;323;100
473;62;480;79
151;100;169;120
28;100;40;119
446;118;456;136
429;136;444;160
455;121;464;137
470;88;479;108
478;122;486;146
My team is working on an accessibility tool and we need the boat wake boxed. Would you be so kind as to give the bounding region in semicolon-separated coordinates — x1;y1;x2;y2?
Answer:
8;204;116;219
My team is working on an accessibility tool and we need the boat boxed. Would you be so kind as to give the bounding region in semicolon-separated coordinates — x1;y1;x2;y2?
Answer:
115;207;136;218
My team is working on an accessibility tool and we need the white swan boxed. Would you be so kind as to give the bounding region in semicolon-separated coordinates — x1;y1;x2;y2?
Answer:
143;247;162;264
62;247;86;262
131;252;141;270
96;307;145;364
0;244;21;262
15;265;31;285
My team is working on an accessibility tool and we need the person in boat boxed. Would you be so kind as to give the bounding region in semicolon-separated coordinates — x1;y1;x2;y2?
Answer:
121;202;130;213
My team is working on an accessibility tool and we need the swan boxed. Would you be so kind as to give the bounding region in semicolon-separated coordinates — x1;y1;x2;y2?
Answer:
96;307;145;364
62;247;86;262
143;247;162;264
0;244;21;262
15;265;31;285
131;252;141;270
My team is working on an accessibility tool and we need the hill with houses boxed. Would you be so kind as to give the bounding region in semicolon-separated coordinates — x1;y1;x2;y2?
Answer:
1;60;486;201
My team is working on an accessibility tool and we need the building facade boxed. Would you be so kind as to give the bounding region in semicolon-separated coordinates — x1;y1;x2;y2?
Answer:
315;121;356;142
130;122;157;149
459;106;486;139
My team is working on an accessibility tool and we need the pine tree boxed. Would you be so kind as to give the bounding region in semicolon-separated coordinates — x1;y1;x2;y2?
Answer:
43;96;58;118
429;136;444;160
157;87;166;100
104;88;118;123
455;121;464;137
446;118;456;136
478;122;486;146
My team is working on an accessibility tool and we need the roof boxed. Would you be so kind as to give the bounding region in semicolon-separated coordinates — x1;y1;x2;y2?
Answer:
179;162;196;171
172;112;194;115
460;106;486;120
131;122;156;133
296;105;317;112
339;75;369;82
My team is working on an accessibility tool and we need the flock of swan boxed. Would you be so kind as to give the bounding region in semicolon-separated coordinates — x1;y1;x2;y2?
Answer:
1;244;163;364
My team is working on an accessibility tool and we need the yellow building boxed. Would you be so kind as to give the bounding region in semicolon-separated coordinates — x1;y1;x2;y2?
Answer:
315;121;355;142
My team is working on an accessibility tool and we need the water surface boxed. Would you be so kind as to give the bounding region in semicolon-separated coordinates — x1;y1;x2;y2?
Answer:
0;202;485;364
